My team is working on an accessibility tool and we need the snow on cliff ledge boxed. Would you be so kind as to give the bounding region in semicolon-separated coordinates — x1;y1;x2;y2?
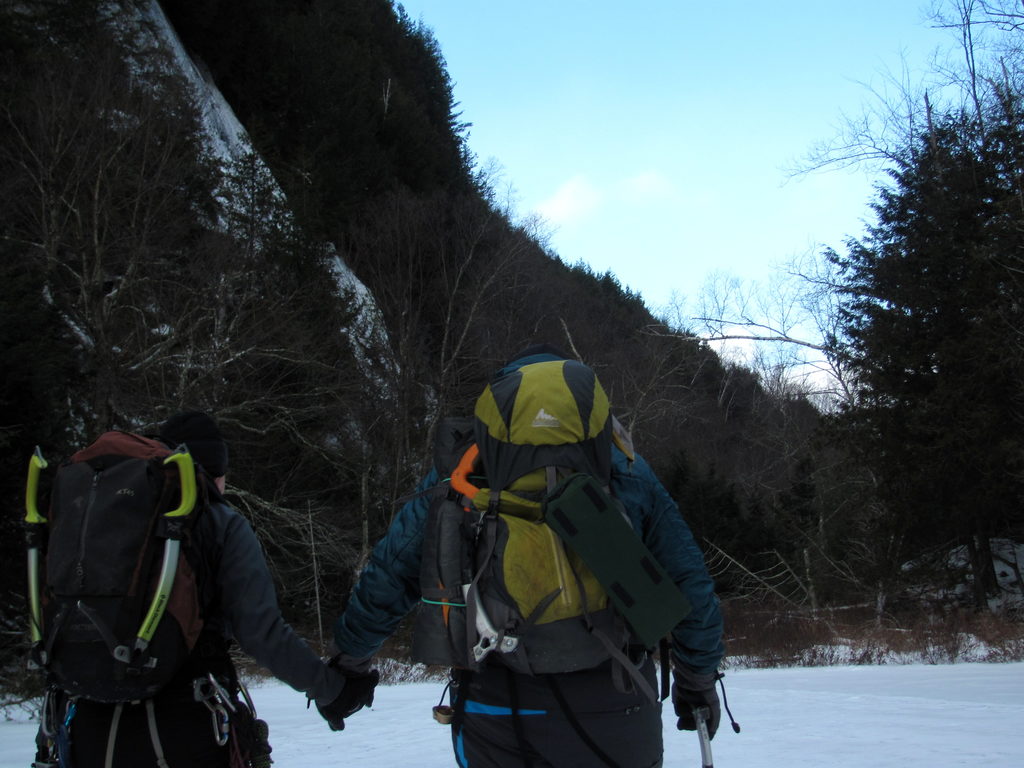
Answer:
137;0;392;367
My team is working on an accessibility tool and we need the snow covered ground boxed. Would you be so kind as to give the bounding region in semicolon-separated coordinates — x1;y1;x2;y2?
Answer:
2;662;1021;767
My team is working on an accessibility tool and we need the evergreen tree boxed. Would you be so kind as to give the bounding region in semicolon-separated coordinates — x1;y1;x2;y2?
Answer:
830;91;1024;609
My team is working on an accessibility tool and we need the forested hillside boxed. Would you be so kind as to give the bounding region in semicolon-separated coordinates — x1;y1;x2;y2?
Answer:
1;0;1021;693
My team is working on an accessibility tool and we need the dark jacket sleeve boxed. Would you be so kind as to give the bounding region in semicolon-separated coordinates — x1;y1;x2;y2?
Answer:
331;470;437;659
611;451;724;675
203;500;344;705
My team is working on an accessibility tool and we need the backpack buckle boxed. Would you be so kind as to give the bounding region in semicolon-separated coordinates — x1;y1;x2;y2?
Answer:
113;641;158;678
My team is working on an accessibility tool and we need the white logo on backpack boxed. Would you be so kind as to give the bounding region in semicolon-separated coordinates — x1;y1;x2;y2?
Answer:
532;408;561;428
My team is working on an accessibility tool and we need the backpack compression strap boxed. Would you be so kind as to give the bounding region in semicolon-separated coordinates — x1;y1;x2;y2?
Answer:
450;443;545;516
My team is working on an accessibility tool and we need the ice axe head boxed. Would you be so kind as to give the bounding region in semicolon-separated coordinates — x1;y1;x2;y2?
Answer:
25;447;48;524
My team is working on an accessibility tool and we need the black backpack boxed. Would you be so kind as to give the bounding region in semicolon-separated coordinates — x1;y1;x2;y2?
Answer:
25;431;209;702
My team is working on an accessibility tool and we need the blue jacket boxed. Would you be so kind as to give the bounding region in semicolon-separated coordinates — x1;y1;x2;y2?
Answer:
334;447;724;675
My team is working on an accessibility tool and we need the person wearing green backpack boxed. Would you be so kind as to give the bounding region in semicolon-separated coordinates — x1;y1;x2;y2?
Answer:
327;345;725;767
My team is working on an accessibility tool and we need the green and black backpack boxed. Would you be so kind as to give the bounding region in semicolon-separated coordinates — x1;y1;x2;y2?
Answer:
411;359;691;694
24;431;209;703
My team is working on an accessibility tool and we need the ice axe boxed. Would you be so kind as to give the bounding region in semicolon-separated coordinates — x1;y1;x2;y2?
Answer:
128;447;196;661
24;447;48;650
693;705;714;768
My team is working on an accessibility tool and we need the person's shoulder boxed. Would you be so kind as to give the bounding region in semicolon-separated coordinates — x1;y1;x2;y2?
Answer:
194;488;244;538
611;445;656;477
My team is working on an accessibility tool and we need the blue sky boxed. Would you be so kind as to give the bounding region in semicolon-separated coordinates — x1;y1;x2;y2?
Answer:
396;1;951;313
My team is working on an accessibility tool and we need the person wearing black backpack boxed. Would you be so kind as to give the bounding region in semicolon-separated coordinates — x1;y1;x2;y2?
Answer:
322;346;726;768
32;411;366;768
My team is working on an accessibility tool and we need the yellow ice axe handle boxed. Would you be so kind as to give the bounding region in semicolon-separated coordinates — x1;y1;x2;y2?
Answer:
25;447;48;524
135;450;197;648
136;539;181;647
163;449;197;518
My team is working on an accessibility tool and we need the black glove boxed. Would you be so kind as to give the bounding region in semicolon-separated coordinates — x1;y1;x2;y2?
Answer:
315;658;380;731
672;667;721;739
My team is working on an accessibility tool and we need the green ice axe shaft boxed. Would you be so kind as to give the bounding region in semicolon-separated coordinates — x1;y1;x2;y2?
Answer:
135;449;196;649
25;447;48;644
694;706;714;768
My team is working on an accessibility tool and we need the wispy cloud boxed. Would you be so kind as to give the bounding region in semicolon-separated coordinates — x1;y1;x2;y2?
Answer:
619;171;679;203
536;175;602;224
536;171;681;226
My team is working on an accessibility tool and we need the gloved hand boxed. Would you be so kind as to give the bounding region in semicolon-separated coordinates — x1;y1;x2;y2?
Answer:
672;666;721;739
315;656;380;731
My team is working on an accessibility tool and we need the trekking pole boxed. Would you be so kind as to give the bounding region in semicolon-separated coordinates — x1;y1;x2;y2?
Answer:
133;448;196;656
24;447;48;649
693;706;714;768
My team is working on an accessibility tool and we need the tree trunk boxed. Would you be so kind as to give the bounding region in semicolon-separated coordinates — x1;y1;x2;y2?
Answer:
965;534;996;611
803;547;819;612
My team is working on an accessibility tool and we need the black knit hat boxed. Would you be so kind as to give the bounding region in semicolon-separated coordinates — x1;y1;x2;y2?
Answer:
160;411;229;477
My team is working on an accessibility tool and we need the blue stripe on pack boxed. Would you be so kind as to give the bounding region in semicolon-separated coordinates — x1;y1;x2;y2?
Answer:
464;700;547;716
